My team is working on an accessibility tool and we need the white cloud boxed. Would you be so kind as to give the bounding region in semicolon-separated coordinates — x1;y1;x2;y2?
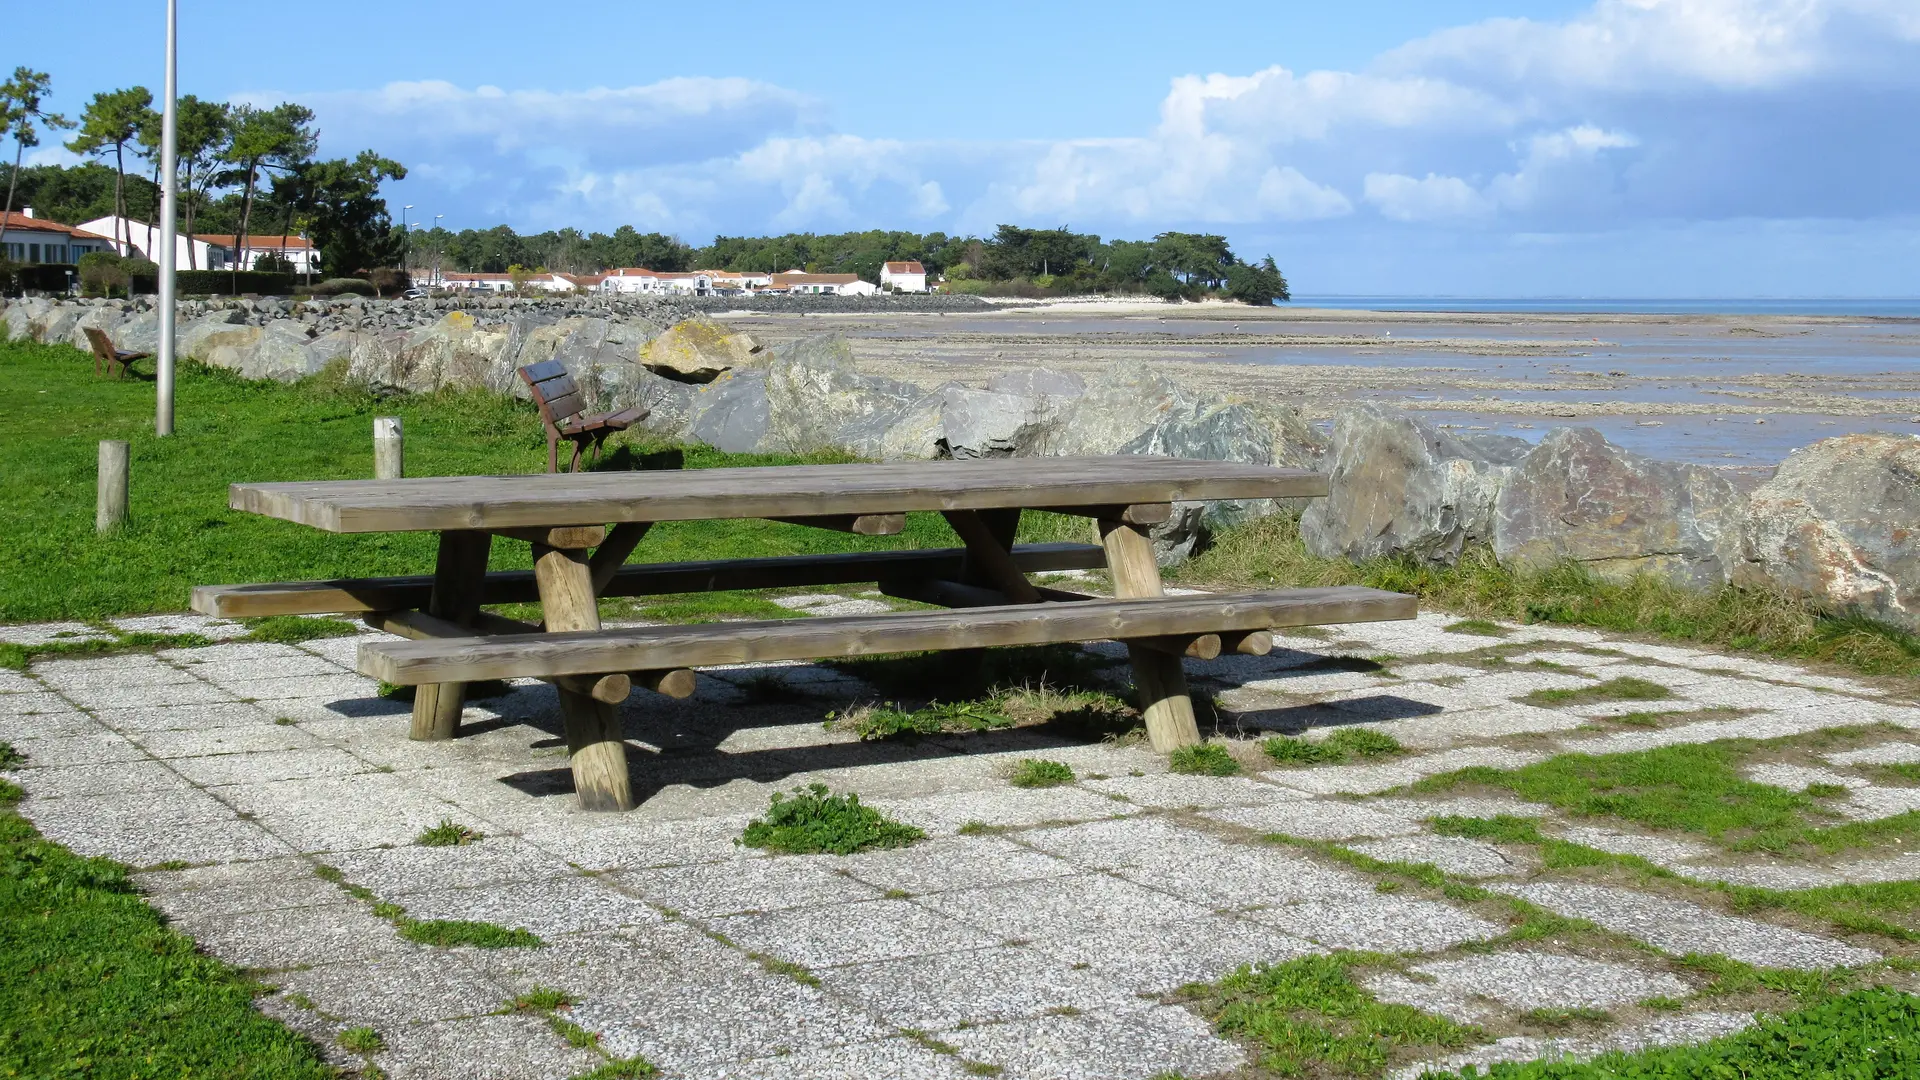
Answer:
1364;173;1494;222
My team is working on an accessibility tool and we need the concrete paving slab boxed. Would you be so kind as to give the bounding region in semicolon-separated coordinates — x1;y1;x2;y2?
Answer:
518;814;768;872
1015;816;1206;870
919;873;1210;943
942;1004;1245;1080
1376;951;1690;1016
1117;839;1371;907
618;856;884;917
1245;895;1504;952
217;772;483;853
0;621;113;646
4;730;147;767
59;680;241;709
371;1013;604;1080
274;949;511;1026
398;875;664;937
15;759;192;798
1032;914;1321;993
88;700;286;732
138;857;344;919
837;835;1078;896
1203;799;1428;840
818;945;1137;1031
874;785;1130;835
0;669;42;694
1269;747;1548;796
134;722;325;759
1826;742;1920;766
1555;826;1716;865
709;1038;978;1080
713;898;1001;969
327;837;575;897
1350;835;1521;877
579;966;893;1072
174;901;409;969
1492;881;1880;969
1080;772;1302;809
167;747;376;787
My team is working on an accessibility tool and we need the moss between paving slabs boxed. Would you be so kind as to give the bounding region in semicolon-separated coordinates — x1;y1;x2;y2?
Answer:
312;863;543;948
0;778;334;1078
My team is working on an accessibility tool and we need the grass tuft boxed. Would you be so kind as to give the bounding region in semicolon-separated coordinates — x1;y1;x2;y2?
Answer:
1169;742;1241;776
1207;953;1481;1075
1524;676;1672;707
0;741;24;770
415;819;484;847
337;1026;384;1054
398;919;543;949
510;986;577;1012
1445;619;1509;637
738;783;926;855
1009;759;1076;788
1263;727;1404;766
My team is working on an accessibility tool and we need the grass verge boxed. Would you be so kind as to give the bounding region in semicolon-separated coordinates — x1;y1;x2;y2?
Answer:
0;779;333;1077
1265;728;1404;766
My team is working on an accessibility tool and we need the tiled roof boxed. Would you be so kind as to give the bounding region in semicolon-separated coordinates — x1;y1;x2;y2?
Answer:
883;261;925;273
772;272;859;285
193;234;314;249
0;213;113;241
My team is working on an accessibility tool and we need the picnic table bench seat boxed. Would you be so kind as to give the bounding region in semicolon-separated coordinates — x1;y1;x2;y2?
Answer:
190;542;1109;619
358;585;1415;688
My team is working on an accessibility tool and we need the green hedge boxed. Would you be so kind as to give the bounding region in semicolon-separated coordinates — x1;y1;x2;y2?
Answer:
1;263;76;294
173;270;295;296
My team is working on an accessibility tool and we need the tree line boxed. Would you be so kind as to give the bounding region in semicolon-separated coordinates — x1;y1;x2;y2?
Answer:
409;224;1289;303
0;68;405;279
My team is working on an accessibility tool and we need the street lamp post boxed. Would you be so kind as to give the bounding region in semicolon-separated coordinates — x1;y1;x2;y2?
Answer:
156;0;179;436
432;214;444;286
401;204;413;276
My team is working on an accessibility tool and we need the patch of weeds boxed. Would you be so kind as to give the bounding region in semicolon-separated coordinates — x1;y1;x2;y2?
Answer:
1522;1006;1612;1028
1445;619;1508;637
1169;742;1241;776
1428;814;1543;845
272;716;296;726
1639;995;1686;1011
1263;728;1404;766
568;1060;657;1080
1873;761;1920;785
748;951;822;987
1205;953;1482;1076
883;888;911;899
510;986;577;1012
738;783;925;855
1715;879;1920;942
1680;953;1855;1003
399;919;542;948
902;1028;959;1055
415;818;484;847
549;1015;601;1049
1266;834;1448;890
957;820;992;836
0;741;25;769
1804;782;1849;798
242;616;361;644
337;1026;385;1054
960;1062;1004;1077
827;699;1012;740
1523;676;1673;707
1010;759;1076;788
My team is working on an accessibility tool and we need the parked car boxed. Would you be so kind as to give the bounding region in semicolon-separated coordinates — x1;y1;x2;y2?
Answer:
401;288;429;300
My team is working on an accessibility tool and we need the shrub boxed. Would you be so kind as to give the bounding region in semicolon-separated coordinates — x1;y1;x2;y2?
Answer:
78;251;131;296
1169;742;1241;776
1009;759;1075;788
367;268;412;296
173;269;295;296
738;783;925;855
308;277;376;296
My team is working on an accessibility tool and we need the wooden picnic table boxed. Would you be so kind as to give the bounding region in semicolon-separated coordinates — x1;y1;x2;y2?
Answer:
200;457;1414;810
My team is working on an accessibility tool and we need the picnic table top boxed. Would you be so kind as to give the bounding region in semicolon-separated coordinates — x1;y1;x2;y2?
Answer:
228;456;1327;534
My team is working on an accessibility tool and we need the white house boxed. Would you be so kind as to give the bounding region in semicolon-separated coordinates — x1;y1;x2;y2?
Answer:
0;209;116;265
880;260;928;292
441;271;517;293
193;233;320;274
78;215;225;270
769;272;878;296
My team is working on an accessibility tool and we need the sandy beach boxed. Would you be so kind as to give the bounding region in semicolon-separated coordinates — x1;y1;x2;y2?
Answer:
721;300;1920;469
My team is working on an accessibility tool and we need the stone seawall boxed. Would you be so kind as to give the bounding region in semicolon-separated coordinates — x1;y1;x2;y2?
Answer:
8;295;1919;624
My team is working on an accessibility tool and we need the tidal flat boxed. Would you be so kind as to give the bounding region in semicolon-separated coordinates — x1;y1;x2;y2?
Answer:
726;301;1920;469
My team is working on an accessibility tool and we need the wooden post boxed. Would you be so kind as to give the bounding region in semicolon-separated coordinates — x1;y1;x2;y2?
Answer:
534;540;634;812
1099;518;1202;753
373;417;404;480
97;440;130;534
409;530;491;741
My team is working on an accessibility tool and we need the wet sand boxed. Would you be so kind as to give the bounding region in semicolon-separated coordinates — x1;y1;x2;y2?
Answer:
722;301;1920;469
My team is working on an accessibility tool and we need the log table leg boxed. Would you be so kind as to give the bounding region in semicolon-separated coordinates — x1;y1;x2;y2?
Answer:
1099;518;1203;753
533;539;635;812
409;530;492;741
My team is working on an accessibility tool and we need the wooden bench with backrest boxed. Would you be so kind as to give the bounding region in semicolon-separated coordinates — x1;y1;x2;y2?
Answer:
519;360;648;473
84;327;151;378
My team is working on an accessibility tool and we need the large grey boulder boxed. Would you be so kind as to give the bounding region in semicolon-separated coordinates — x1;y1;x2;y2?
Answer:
987;368;1085;400
240;320;328;381
3;297;50;340
1735;433;1920;625
65;306;126;351
642;315;757;382
762;335;922;455
1493;426;1742;589
1042;361;1197;456
873;384;1050;460
176;309;249;359
1301;405;1512;565
111;309;160;353
686;369;771;453
32;303;85;346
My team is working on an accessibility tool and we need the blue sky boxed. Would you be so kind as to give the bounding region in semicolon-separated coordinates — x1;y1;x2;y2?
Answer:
16;0;1920;296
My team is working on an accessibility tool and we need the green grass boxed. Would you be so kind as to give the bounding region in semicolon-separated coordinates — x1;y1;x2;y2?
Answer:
1201;953;1482;1076
0;741;23;769
398;919;543;948
1173;512;1920;682
738;783;926;855
1519;1006;1611;1029
337;1026;385;1053
1425;988;1920;1078
510;986;577;1012
1264;728;1405;766
1522;675;1672;707
828;699;1013;740
1444;619;1509;637
1169;742;1241;776
1009;759;1076;788
0;784;334;1078
415;818;484;847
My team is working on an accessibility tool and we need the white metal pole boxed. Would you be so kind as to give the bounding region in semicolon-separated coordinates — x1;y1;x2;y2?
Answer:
156;0;179;436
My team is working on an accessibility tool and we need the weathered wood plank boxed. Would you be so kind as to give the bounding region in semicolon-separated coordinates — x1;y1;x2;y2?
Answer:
358;586;1416;685
768;514;906;536
364;609;628;701
1100;518;1200;753
534;542;634;812
228;458;1328;533
409;531;491;742
1033;503;1172;526
191;543;1108;618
